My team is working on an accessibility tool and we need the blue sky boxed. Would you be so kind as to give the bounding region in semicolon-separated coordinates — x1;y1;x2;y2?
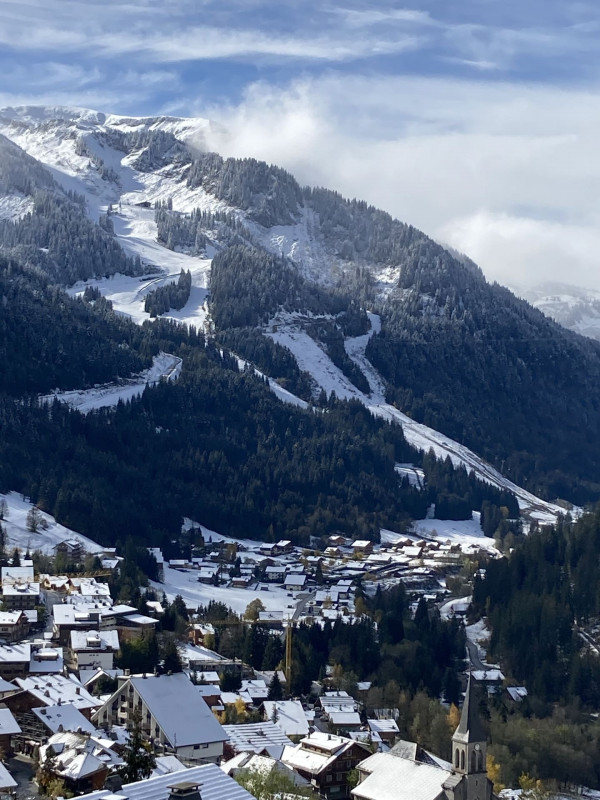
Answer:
2;0;600;288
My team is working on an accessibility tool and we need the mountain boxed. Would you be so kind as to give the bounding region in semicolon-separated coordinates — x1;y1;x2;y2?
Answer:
0;105;595;551
517;282;600;342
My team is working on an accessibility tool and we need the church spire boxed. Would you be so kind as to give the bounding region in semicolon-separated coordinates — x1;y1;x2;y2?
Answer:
455;672;486;744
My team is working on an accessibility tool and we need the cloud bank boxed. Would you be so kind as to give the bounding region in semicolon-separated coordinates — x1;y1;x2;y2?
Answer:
198;74;600;291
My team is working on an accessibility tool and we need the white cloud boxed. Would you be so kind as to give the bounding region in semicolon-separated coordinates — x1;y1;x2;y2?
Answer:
197;73;600;291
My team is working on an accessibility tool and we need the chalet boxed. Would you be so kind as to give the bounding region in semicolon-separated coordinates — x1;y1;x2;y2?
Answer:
275;540;293;555
284;573;307;592
70;629;120;670
264;565;286;583
38;730;122;794
92;673;228;764
29;643;64;675
367;718;399;745
0;643;31;680
53;604;102;645
231;576;252;589
240;679;268;706
53;539;85;562
257;610;284;628
282;731;370;799
188;623;215;646
9;674;100;719
32;703;97;739
112;611;158;643
0;611;29;643
2;580;40;611
351;540;373;557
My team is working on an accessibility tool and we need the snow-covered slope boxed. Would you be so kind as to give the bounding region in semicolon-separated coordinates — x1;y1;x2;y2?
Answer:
517;282;600;342
269;311;571;525
0;492;103;556
0;105;572;528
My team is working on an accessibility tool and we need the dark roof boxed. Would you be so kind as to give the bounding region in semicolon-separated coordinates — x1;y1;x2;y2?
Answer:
455;673;486;743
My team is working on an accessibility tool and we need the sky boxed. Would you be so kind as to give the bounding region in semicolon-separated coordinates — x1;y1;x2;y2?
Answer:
1;0;600;290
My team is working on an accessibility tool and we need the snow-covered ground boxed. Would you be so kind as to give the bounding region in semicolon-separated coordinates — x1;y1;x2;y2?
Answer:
0;492;103;556
153;564;297;617
269;312;571;525
0;192;33;221
39;352;181;414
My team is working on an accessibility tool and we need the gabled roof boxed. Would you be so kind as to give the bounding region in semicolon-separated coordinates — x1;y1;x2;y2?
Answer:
0;762;16;790
101;673;227;748
223;721;293;755
282;732;366;776
73;761;258;800
0;708;20;735
262;700;309;737
33;703;97;735
15;674;99;711
352;753;451;800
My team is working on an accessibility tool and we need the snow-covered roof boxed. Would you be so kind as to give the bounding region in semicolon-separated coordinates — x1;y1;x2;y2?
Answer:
150;755;187;778
33;703;97;735
506;686;528;702
75;762;258;800
0;643;30;663
0;708;20;735
0;677;18;694
327;711;361;726
367;719;399;734
29;644;64;674
284;574;307;588
71;629;120;651
0;762;16;790
1;566;34;584
116;674;227;748
353;753;451;800
262;700;309;737
0;611;26;624
15;674;99;711
282;732;359;775
2;581;39;596
223;721;293;755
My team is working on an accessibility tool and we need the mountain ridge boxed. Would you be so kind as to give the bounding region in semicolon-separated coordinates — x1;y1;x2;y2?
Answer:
0;104;597;517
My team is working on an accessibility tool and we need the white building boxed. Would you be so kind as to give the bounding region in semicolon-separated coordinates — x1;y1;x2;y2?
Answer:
92;673;228;764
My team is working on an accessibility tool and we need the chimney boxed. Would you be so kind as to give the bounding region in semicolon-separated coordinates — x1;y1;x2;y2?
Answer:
167;782;202;800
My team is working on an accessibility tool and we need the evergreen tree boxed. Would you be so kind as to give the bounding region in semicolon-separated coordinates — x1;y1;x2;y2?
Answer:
118;710;156;784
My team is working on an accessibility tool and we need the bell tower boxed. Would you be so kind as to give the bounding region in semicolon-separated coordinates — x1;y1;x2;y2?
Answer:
451;674;492;800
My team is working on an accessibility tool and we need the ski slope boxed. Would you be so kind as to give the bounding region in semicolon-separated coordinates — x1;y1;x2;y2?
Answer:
269;312;571;524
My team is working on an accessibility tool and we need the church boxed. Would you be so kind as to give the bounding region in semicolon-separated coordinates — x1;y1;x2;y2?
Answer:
352;675;495;800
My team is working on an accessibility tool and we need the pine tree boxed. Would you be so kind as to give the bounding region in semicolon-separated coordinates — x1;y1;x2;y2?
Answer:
118;709;156;784
267;672;283;700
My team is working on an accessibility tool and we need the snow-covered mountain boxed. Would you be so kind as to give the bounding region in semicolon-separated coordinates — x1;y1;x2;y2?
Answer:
0;105;593;528
517;282;600;342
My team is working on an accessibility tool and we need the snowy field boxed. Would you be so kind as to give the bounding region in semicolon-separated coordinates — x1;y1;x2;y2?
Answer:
0;492;104;556
153;564;298;617
39;352;181;414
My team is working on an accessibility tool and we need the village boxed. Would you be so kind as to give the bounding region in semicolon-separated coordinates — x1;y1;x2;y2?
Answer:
0;492;526;800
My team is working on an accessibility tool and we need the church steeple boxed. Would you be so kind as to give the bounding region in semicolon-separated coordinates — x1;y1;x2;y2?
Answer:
452;673;486;776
